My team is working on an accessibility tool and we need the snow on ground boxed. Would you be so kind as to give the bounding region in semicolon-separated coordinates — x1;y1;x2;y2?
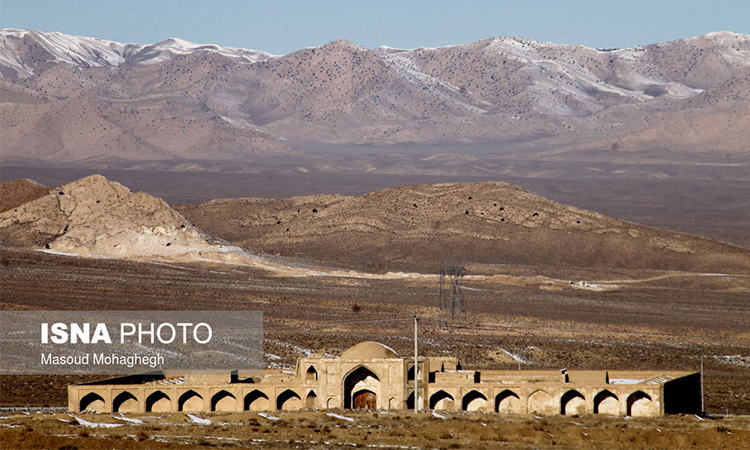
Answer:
258;412;280;421
714;355;750;367
115;415;144;424
70;415;124;428
326;413;355;422
267;339;313;356
186;413;211;425
498;347;528;364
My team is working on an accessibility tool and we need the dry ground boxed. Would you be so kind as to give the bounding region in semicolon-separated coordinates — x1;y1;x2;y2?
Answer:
2;247;749;417
2;409;750;450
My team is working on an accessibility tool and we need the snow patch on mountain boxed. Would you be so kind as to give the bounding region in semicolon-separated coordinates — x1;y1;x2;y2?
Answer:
375;47;489;114
0;28;278;77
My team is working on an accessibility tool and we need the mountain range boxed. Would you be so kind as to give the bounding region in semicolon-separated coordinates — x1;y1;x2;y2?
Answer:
2;28;749;165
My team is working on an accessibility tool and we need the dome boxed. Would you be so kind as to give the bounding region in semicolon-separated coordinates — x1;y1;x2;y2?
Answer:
341;341;399;360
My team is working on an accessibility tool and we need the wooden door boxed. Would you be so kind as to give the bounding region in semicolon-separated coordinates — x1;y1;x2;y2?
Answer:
353;391;376;409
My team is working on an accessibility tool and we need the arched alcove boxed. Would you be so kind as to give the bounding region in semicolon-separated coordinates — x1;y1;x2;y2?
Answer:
495;389;521;414
179;390;204;412
561;390;586;415
527;390;555;415
146;391;170;412
80;392;105;412
244;390;270;411
627;391;653;417
306;390;317;409
211;390;237;412
277;389;302;410
594;390;619;415
429;390;455;410
462;390;488;411
112;391;137;413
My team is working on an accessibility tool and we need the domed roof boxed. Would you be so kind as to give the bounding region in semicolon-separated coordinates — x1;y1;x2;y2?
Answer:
341;341;400;360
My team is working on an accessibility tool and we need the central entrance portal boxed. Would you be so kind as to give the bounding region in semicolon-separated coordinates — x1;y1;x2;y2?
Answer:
344;366;380;409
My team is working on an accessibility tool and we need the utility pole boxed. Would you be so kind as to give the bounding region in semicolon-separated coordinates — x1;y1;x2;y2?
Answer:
414;313;419;413
701;349;706;415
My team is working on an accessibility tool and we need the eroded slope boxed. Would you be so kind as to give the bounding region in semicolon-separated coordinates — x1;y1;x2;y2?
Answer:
178;182;750;274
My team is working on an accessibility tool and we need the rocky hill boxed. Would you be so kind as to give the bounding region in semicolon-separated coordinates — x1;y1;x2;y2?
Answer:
177;182;750;274
2;29;749;165
0;175;240;261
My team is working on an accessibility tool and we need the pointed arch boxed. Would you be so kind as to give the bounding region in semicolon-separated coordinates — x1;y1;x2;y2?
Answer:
244;390;270;411
112;391;138;413
462;390;488;412
495;389;521;414
627;391;653;417
277;389;302;410
306;390;318;409
429;390;455;410
594;390;619;415
407;364;421;381
146;391;171;412
406;391;416;410
211;390;237;412
80;392;105;412
561;389;586;415
306;365;318;382
527;389;555;415
343;365;380;409
179;390;204;412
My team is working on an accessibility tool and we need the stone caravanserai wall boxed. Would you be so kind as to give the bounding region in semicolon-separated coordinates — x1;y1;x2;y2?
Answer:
69;341;701;417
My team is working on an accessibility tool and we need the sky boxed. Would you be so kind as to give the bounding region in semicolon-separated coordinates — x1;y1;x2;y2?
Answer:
2;0;750;54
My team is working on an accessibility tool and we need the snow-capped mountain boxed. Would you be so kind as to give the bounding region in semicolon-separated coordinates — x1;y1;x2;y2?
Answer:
1;29;749;164
0;29;276;78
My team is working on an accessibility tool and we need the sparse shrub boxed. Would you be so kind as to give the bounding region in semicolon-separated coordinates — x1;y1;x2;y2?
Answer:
351;304;362;313
137;430;149;441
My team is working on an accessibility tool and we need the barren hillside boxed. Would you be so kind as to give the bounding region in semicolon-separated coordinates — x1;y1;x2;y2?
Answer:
0;178;48;213
177;182;750;274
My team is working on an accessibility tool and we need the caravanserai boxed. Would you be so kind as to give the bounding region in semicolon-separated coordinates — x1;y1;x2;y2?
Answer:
69;341;701;417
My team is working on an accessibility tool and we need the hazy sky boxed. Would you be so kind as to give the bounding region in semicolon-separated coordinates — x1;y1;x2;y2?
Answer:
3;0;749;54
